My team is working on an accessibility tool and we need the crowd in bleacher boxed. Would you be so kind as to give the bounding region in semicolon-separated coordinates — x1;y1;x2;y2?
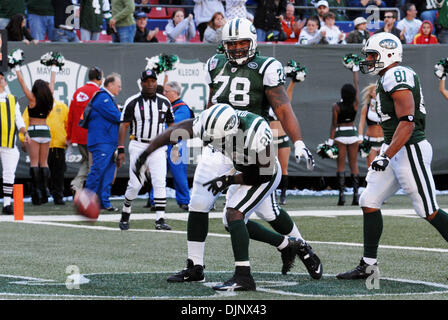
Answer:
0;0;446;44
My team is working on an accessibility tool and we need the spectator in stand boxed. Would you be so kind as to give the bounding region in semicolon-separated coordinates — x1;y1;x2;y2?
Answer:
6;14;39;45
320;11;346;44
66;67;103;194
397;3;422;43
226;0;254;21
374;10;406;43
327;0;349;21
134;0;151;14
51;0;80;42
436;0;448;43
134;11;159;42
193;0;226;42
254;0;288;41
315;0;330;24
347;0;386;20
413;20;438;43
297;15;324;44
407;0;438;33
80;0;112;41
280;3;304;43
26;0;55;41
346;16;370;43
109;0;136;43
203;11;226;44
0;0;26;30
165;9;196;43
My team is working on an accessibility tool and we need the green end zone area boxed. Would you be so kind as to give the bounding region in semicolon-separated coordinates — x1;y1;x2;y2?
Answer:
1;195;448;300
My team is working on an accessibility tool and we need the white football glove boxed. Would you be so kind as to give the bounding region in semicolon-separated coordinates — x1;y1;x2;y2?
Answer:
434;63;446;80
294;140;315;171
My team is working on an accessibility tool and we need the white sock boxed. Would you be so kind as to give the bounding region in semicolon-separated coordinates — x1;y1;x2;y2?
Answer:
288;224;303;241
156;211;164;220
235;261;250;267
188;241;205;266
3;197;11;206
277;236;289;250
363;257;377;265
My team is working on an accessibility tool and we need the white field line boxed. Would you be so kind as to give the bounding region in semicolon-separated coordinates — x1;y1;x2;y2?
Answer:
0;208;418;223
3;211;447;253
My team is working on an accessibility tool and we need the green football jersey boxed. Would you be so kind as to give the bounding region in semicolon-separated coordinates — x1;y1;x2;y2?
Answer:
80;0;112;32
192;109;274;174
376;65;426;145
206;54;285;121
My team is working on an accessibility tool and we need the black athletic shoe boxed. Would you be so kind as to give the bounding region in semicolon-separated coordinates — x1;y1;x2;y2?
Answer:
213;267;256;291
297;240;323;280
119;212;130;230
167;259;205;283
2;205;13;215
336;258;378;280
103;206;119;212
279;237;300;275
179;204;189;211
155;218;172;230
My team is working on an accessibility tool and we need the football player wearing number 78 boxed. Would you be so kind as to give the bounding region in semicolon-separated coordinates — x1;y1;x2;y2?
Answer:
337;33;448;280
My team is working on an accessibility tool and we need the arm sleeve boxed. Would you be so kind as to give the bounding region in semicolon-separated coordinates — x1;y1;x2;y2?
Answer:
166;19;189;41
187;19;197;41
113;0;135;22
263;59;285;87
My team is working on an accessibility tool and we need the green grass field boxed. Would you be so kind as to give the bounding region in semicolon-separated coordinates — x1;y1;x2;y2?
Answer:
1;194;447;301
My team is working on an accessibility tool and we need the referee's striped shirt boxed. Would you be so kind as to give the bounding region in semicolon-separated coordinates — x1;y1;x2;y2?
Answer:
121;92;174;141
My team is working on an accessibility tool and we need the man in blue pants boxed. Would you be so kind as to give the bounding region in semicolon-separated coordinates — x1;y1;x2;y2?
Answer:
148;81;194;211
84;73;122;211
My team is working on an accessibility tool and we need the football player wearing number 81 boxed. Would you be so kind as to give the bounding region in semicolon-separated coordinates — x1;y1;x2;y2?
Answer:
337;32;448;280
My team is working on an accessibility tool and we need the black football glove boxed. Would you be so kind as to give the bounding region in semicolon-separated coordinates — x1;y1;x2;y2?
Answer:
203;175;235;196
371;153;390;171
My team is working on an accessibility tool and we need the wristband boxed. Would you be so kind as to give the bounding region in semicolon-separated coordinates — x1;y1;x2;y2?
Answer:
117;146;125;154
398;115;414;122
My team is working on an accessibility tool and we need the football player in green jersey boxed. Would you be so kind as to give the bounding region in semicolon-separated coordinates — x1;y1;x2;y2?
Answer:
337;32;448;280
134;104;322;291
166;18;318;286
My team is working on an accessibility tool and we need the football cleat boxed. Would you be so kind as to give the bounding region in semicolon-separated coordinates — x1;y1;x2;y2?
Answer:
279;237;300;275
296;240;323;280
155;218;172;230
336;258;378;280
212;267;256;291
167;259;205;283
119;212;130;231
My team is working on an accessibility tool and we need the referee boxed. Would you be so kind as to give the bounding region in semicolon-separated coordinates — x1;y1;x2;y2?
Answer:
0;71;30;214
117;69;174;231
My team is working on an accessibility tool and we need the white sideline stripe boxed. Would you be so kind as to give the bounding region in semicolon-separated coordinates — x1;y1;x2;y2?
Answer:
10;220;448;253
0;208;419;223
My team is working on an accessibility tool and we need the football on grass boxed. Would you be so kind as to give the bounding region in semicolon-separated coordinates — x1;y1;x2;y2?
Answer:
74;189;100;219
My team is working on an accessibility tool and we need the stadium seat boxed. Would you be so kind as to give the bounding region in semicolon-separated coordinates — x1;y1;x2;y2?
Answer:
149;0;159;3
156;30;167;42
148;6;169;19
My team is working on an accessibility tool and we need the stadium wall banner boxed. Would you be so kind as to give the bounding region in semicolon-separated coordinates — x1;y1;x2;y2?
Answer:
5;42;448;178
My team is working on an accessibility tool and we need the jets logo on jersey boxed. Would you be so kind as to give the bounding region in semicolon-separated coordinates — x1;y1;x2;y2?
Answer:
210;58;218;71
76;92;90;102
248;62;258;69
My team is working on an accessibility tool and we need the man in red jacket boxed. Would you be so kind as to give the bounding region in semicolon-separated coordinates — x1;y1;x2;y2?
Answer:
66;66;103;194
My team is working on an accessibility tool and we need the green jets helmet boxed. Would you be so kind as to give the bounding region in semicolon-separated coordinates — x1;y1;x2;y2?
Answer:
202;104;239;141
221;18;257;65
360;32;402;75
